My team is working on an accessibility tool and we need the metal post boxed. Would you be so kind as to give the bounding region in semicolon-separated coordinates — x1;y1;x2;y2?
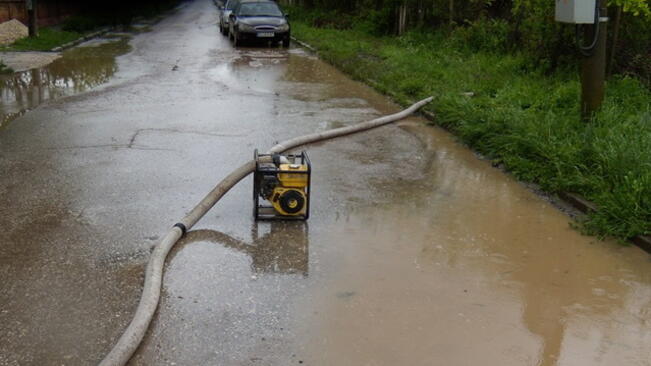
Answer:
580;2;607;121
27;0;38;37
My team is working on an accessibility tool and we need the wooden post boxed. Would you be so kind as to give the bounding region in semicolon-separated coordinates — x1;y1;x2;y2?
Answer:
27;0;38;37
580;2;607;121
607;5;622;77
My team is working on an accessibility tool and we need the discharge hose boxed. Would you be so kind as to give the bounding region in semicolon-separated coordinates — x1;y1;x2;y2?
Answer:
98;96;433;366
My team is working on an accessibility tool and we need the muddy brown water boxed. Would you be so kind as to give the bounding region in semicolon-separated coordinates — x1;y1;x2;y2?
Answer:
1;0;650;365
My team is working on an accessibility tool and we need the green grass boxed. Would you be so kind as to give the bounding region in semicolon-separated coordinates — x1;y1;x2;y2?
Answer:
2;27;83;51
0;60;13;74
290;21;651;241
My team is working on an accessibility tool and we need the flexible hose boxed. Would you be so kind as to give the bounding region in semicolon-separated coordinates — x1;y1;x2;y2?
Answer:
98;96;433;366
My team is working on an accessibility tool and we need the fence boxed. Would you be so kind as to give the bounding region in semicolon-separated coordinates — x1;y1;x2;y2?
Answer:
0;0;78;26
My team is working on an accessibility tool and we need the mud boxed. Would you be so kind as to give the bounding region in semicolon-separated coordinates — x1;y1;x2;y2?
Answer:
0;0;649;365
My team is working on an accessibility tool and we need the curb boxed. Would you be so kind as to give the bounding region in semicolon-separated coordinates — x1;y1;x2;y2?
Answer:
50;27;112;52
558;192;598;213
632;235;651;253
291;35;651;255
290;36;317;53
559;192;651;253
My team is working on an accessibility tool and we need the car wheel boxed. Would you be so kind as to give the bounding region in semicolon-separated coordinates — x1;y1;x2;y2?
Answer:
282;38;290;48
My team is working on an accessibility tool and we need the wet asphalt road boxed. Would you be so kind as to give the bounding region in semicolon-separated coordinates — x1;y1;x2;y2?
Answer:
1;1;651;365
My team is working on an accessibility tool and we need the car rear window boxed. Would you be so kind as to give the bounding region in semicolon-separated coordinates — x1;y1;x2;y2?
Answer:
237;2;283;17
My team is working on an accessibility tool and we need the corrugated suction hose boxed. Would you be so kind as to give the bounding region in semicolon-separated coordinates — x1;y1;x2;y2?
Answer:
98;97;433;366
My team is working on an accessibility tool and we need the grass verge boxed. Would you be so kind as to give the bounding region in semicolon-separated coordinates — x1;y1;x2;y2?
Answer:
1;27;82;51
290;21;651;242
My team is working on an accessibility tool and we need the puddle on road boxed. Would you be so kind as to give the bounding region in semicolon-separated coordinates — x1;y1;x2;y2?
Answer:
173;224;309;276
0;37;131;129
208;47;290;94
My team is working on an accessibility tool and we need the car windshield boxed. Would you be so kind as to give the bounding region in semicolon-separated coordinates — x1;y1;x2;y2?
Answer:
237;2;283;17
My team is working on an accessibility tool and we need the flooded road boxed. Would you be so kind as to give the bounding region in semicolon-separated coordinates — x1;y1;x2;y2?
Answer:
1;0;650;365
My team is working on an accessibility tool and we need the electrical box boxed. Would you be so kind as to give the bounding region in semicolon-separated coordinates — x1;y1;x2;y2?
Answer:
555;0;596;24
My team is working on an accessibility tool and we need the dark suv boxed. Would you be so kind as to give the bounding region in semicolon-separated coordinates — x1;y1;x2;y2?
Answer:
228;0;290;47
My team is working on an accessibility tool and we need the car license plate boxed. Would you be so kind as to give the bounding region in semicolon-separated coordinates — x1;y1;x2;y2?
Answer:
257;32;274;38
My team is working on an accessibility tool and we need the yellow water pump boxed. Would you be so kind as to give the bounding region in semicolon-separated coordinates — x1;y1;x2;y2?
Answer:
253;150;311;220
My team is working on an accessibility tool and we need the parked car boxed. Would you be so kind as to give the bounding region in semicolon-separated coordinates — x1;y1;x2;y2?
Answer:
218;0;241;36
228;0;290;47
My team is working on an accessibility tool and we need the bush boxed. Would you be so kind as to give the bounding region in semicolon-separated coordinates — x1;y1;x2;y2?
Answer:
449;18;511;53
354;7;395;35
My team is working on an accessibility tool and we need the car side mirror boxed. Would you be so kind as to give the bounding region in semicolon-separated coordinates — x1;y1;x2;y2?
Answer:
284;13;290;19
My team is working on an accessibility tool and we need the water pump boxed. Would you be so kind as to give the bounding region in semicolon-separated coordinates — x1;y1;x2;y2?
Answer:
253;150;311;220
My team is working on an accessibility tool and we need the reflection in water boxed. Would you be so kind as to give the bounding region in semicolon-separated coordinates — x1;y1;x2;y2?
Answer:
0;38;131;127
182;222;309;276
209;48;289;95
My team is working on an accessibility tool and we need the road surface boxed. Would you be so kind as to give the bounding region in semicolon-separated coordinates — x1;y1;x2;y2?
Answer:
1;1;650;365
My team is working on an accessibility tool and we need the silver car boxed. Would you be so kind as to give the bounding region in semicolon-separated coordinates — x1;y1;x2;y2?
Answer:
219;0;241;35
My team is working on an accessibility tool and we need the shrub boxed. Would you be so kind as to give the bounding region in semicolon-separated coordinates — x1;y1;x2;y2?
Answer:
449;18;511;53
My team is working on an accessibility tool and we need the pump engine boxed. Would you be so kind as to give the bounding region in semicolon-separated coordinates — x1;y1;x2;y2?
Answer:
253;150;311;220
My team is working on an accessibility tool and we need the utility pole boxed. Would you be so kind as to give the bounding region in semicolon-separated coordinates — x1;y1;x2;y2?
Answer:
580;1;607;121
27;0;38;37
